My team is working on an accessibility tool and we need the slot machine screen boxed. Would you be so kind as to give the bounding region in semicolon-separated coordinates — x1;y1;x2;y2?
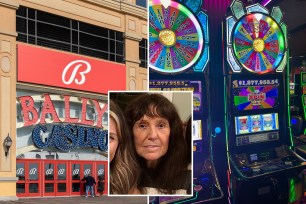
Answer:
250;153;258;162
193;120;202;141
303;95;306;106
290;83;295;96
302;73;306;84
235;113;279;146
232;79;280;111
235;113;279;135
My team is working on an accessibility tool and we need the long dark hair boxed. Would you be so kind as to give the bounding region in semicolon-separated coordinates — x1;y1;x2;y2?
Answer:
109;100;140;194
185;117;192;166
124;93;189;194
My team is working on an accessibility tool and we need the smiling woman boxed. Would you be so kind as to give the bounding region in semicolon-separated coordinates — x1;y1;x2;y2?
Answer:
124;92;192;195
133;115;171;168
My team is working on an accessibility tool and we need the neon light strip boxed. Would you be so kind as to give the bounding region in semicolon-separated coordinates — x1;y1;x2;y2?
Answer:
286;50;294;147
262;0;272;6
175;189;199;203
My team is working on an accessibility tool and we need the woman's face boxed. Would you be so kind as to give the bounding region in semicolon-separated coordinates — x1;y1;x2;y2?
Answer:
109;117;119;162
133;115;170;167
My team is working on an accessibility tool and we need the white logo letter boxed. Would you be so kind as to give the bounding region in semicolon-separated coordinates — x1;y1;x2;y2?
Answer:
16;168;24;175
62;60;91;85
73;169;80;175
84;169;91;175
58;169;65;175
98;169;104;175
46;169;54;175
29;168;37;175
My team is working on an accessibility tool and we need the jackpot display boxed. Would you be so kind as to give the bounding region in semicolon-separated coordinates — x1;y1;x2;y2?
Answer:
224;1;305;204
149;0;222;203
232;78;280;111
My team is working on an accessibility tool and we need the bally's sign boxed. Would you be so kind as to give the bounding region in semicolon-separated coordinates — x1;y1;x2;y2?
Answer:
17;94;108;152
17;43;126;94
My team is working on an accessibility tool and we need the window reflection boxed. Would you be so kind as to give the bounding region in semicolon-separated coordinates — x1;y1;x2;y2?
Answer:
16;163;25;180
45;163;54;180
58;164;66;180
72;164;80;180
16;183;25;193
29;183;39;193
45;183;54;193
29;163;39;180
58;183;66;192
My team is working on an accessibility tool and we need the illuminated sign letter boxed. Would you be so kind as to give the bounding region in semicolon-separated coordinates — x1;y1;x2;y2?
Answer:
18;96;39;127
93;100;108;128
63;95;79;123
80;98;94;126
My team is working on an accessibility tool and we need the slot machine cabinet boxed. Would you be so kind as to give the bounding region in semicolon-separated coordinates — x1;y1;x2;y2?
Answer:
291;73;306;157
223;1;306;204
148;0;223;203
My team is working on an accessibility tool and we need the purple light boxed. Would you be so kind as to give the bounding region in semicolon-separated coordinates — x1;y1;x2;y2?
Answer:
262;0;272;6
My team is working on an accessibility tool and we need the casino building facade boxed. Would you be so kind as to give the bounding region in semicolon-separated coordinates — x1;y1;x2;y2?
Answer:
0;0;147;200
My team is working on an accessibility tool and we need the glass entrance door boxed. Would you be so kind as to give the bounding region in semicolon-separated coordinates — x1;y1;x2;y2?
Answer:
16;159;108;197
16;160;40;197
96;162;107;195
71;163;82;196
43;161;68;196
70;162;94;196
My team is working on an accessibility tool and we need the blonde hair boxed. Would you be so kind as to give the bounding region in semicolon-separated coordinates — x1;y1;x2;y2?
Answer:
109;100;140;194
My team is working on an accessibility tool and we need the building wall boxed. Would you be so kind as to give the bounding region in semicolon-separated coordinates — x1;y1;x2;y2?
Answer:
0;0;19;200
0;0;147;200
17;0;148;91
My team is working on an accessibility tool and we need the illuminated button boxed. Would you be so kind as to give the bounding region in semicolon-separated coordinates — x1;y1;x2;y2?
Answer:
194;185;203;192
253;38;265;52
285;161;293;166
159;29;176;47
252;168;260;175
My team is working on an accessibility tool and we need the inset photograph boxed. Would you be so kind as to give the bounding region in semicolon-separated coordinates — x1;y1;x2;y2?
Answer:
108;91;193;196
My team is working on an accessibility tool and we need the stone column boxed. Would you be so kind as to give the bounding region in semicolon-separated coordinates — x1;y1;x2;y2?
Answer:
121;1;147;91
0;0;19;201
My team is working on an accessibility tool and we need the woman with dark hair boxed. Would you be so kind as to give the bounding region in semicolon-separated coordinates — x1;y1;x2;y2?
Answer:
97;176;104;197
124;93;191;194
185;117;192;169
109;100;140;194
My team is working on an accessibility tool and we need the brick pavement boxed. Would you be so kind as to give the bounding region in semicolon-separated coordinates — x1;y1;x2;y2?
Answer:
0;196;148;204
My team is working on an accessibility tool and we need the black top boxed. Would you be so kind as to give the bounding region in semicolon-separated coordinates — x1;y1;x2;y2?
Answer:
82;175;96;186
97;180;105;191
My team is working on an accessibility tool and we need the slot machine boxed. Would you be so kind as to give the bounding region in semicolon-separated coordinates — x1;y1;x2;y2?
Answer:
291;73;306;157
148;0;223;203
224;1;306;204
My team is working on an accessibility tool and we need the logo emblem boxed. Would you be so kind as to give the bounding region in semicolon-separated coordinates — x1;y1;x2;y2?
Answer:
62;60;91;85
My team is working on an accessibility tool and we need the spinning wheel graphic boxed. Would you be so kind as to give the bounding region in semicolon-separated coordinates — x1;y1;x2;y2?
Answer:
233;13;285;73
226;1;288;74
149;0;206;73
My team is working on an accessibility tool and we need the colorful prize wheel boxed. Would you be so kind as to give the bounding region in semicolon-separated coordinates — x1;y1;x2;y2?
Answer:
149;0;208;73
226;1;288;74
